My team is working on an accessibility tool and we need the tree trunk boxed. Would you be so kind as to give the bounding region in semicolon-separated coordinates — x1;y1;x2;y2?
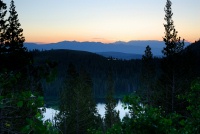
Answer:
172;73;175;113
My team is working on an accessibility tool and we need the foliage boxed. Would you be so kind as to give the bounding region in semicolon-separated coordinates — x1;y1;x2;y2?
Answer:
178;78;200;133
89;94;173;133
0;72;58;133
91;78;200;134
122;95;166;133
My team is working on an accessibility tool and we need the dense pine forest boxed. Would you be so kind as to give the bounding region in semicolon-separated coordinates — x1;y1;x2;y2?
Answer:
0;0;200;133
32;49;143;101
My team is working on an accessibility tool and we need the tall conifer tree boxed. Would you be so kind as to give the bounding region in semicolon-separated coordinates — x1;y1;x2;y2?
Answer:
140;45;155;105
162;0;184;57
0;0;7;54
5;0;25;52
0;1;54;133
1;0;32;72
0;0;6;126
104;69;120;130
157;0;189;114
56;64;99;134
0;0;7;70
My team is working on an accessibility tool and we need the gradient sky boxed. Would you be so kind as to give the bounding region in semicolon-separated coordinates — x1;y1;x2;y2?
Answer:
4;0;200;43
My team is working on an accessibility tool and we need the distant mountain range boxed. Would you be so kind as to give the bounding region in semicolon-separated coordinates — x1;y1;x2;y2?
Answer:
24;40;190;60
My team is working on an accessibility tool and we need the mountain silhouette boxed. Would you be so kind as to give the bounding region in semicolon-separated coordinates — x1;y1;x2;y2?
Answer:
25;40;190;58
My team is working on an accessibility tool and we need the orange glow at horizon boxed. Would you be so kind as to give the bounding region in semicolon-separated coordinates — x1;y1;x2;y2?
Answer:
25;35;196;44
4;0;199;44
25;37;162;44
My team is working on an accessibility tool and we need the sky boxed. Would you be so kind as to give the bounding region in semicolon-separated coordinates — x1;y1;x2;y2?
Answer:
4;0;200;43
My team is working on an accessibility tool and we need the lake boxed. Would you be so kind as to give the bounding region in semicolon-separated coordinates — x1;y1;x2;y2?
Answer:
43;100;129;121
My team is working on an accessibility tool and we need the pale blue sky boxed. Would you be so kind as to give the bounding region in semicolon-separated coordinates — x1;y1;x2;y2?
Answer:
4;0;200;43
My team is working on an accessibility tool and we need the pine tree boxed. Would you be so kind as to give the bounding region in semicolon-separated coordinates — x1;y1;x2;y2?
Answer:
5;0;25;52
0;0;7;70
0;1;56;133
1;0;32;72
104;69;120;130
162;0;184;57
142;45;153;61
56;64;99;134
157;0;189;114
0;0;7;54
140;45;155;105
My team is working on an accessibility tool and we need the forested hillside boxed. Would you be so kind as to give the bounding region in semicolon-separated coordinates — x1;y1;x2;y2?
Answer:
32;49;146;102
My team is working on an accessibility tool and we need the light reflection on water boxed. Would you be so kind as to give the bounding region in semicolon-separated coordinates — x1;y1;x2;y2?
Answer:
97;100;129;119
43;100;129;121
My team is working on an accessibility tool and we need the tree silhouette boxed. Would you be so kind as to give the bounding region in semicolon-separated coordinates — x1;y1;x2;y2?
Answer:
56;64;99;134
0;0;7;54
5;0;25;53
0;0;8;71
0;0;32;73
0;1;54;133
140;45;155;105
162;0;184;57
157;0;189;114
104;69;120;131
142;45;153;61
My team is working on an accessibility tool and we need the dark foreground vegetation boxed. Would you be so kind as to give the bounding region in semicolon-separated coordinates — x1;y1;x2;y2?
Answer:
0;0;200;133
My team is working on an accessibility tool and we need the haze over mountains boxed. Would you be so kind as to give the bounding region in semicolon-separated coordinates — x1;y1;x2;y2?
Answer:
25;40;190;59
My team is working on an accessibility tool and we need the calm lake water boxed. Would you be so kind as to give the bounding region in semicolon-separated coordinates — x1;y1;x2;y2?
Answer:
43;100;129;121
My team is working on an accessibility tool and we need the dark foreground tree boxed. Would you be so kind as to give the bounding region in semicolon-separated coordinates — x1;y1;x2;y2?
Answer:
0;0;7;70
0;1;57;133
162;0;184;57
140;45;155;105
1;0;31;72
0;0;7;54
0;72;58;134
55;64;100;134
6;0;25;52
156;0;191;115
104;69;120;131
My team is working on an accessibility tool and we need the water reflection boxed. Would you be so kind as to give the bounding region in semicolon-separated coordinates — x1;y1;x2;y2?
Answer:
43;100;129;121
97;100;129;119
